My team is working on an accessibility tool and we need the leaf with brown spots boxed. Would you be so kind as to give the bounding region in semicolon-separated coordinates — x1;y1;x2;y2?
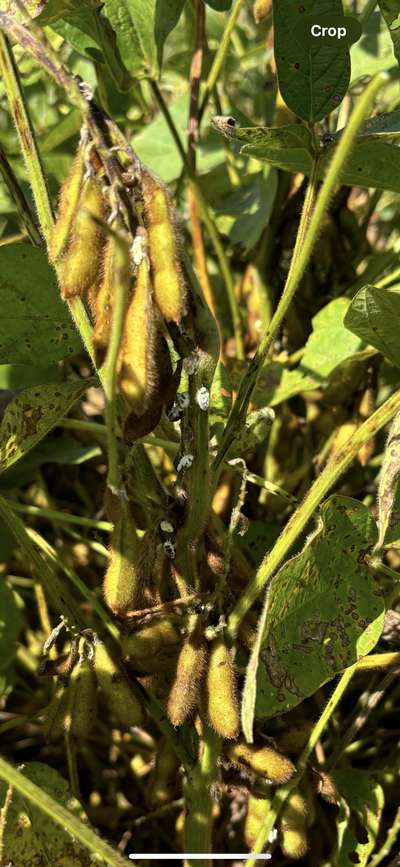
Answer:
252;496;384;719
0;762;92;866
0;379;91;474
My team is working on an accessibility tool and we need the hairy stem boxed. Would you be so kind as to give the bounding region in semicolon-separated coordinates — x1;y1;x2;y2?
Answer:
8;501;113;532
184;722;220;865
0;142;42;245
0;31;53;240
213;71;391;475
199;0;247;121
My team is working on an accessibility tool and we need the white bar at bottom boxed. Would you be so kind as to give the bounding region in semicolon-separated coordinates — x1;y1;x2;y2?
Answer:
128;855;271;860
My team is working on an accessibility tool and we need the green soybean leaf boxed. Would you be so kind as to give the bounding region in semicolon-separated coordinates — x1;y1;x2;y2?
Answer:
344;285;400;367
0;763;91;866
378;1;400;66
254;298;364;406
272;0;350;122
215;167;278;253
0;380;91;474
213;119;400;192
135;95;224;182
334;109;400;140
155;0;187;69
333;770;384;867
101;0;157;78
212;118;314;152
0;244;82;365
0;363;62;388
253;496;384;720
248;139;400;192
350;10;396;81
37;0;131;89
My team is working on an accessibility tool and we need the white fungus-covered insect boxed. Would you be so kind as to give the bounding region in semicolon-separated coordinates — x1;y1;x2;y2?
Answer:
160;520;174;534
177;392;190;410
166;404;181;422
131;228;148;265
163;539;176;559
176;454;194;473
196;386;209;411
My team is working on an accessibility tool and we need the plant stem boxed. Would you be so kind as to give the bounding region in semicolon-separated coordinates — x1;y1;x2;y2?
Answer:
65;733;80;799
249;664;358;863
0;143;42;245
359;0;377;23
199;0;247;121
8;501;113;532
0;756;128;867
188;0;205;169
0;31;53;240
150;79;244;358
213;71;390;475
368;805;400;867
228;385;400;638
183;722;220;866
177;252;219;590
0;782;13;863
355;652;400;670
376;265;400;288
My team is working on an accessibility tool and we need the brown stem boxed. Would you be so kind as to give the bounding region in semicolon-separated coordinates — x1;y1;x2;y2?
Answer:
188;0;205;170
188;188;222;354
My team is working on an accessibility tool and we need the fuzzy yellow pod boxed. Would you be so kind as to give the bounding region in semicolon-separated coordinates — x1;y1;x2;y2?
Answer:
244;794;271;849
92;234;117;365
58;176;106;300
141;169;185;323
103;500;140;616
146;739;180;809
122;617;182;675
118;252;158;414
167;637;208;727
94;640;143;729
253;0;271;23
43;685;69;741
206;636;239;739
64;653;97;739
280;828;308;860
280;790;308;829
227;741;295;785
49;148;85;264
